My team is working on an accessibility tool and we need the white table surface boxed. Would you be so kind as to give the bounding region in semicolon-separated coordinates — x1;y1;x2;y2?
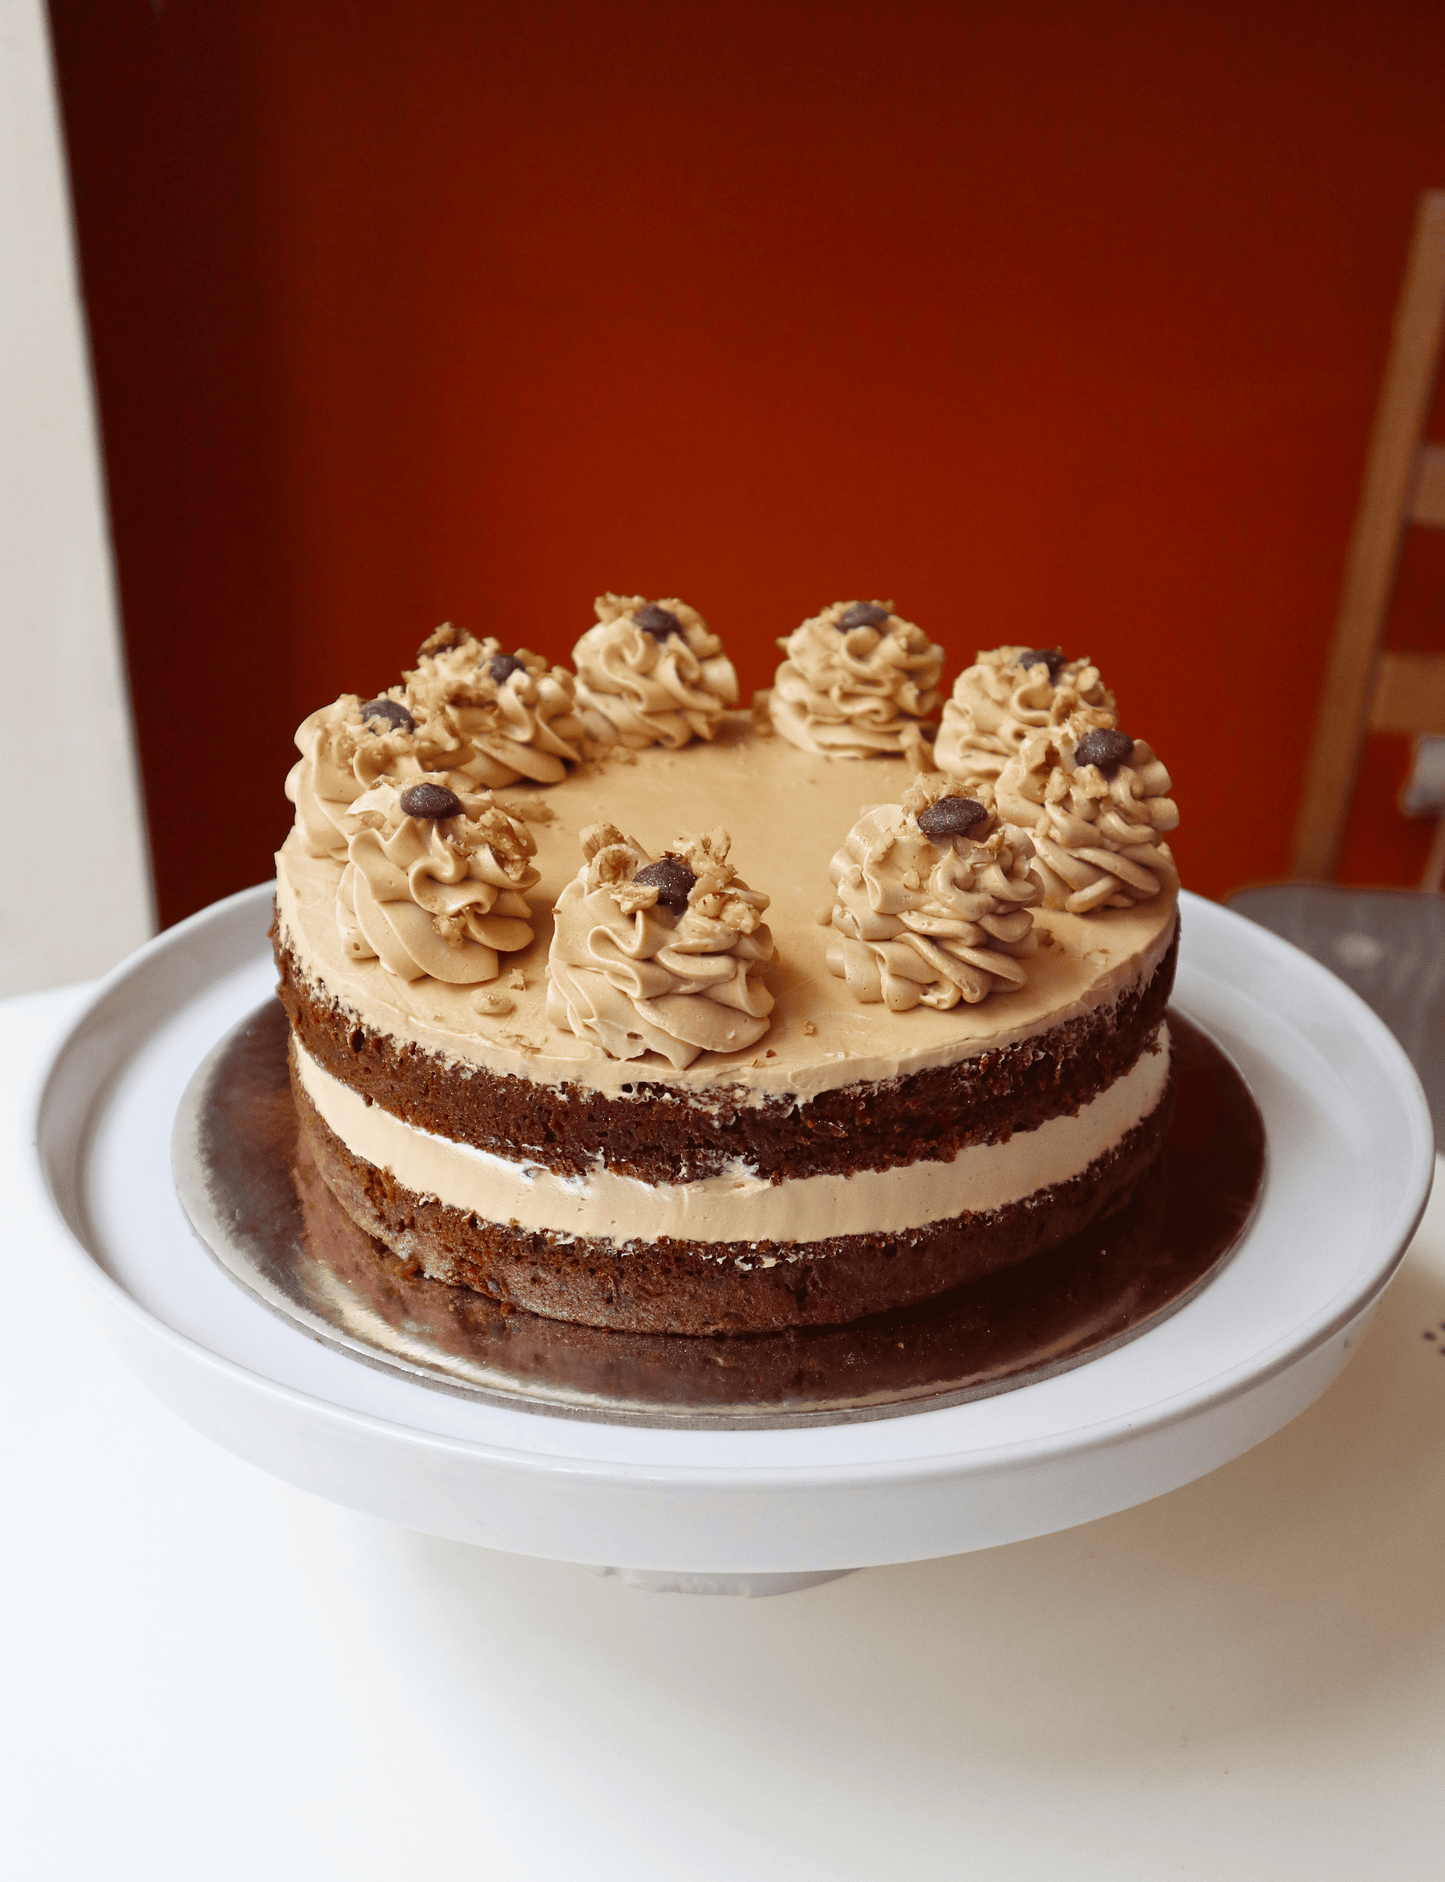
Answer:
7;982;1445;1880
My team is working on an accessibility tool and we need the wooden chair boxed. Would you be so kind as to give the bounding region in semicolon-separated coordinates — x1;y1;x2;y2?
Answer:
1292;189;1445;882
1235;196;1445;1133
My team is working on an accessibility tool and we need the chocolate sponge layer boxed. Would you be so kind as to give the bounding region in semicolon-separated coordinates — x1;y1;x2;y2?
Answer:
274;913;1177;1186
292;1047;1175;1336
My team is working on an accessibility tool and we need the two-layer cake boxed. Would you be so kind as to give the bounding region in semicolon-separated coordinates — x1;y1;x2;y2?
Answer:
274;599;1181;1335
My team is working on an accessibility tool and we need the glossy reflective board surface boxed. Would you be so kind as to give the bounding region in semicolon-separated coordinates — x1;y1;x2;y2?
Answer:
174;1000;1264;1429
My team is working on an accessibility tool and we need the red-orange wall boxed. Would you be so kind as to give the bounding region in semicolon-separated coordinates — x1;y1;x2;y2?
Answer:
50;0;1445;925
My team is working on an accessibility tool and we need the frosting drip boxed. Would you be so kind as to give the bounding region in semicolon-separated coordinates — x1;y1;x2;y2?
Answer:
404;627;586;785
769;600;944;760
572;594;738;750
825;780;1041;1010
998;731;1181;914
338;778;540;984
933;645;1115;788
545;822;774;1069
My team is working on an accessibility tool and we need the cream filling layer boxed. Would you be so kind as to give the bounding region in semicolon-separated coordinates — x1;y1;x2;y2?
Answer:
296;1026;1170;1246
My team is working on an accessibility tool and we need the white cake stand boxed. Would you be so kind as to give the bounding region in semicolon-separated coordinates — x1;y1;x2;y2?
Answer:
33;885;1433;1595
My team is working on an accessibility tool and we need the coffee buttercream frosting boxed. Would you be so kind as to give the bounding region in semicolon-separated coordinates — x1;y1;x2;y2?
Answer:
286;697;462;860
545;821;774;1069
337;778;540;984
825;776;1041;1011
997;727;1180;914
572;595;738;750
403;626;587;786
769;599;944;761
276;717;1181;1100
933;645;1115;788
285;629;586;857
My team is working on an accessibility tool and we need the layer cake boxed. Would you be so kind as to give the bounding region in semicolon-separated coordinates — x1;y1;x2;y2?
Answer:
274;610;1180;1335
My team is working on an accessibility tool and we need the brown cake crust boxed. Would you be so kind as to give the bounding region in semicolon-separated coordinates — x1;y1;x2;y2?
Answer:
273;912;1178;1184
292;1045;1176;1335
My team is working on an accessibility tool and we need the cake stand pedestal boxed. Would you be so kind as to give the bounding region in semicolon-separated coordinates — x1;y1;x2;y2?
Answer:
592;1567;851;1595
33;886;1433;1591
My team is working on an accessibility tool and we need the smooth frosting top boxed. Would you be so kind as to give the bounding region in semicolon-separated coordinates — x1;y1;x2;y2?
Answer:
572;594;739;750
769;600;944;760
276;719;1178;1098
933;644;1115;787
545;823;774;1069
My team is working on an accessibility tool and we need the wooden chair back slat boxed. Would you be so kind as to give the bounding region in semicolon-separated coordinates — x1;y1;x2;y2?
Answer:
1292;190;1445;878
1408;440;1445;527
1370;649;1445;736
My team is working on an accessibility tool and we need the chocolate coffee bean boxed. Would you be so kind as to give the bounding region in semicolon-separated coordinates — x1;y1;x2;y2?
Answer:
1074;728;1135;777
634;603;684;641
1016;647;1065;681
917;795;989;841
633;854;696;908
399;782;464;820
489;653;527;684
359;697;416;733
837;601;890;631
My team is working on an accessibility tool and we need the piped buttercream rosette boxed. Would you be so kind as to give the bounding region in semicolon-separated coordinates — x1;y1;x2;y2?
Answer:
285;624;587;857
545;823;774;1069
572;595;739;750
933;644;1116;790
825;776;1041;1011
337;778;540;985
998;724;1180;915
404;625;587;786
285;694;477;861
769;600;944;762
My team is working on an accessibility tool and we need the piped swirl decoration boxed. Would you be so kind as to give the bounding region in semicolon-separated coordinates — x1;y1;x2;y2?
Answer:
404;625;587;785
285;625;586;855
997;724;1180;914
545;823;774;1068
572;595;739;750
337;777;540;984
285;696;452;860
825;775;1041;1010
933;644;1116;789
769;599;945;761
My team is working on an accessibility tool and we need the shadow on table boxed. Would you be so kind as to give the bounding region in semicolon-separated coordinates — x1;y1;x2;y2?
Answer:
388;1239;1445;1774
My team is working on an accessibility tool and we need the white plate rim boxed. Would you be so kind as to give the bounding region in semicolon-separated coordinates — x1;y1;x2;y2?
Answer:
32;883;1436;1492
